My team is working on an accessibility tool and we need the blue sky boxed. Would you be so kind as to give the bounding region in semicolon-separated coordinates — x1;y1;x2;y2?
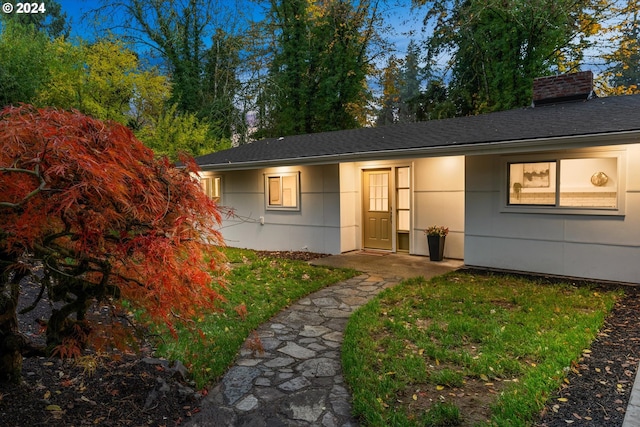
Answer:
55;0;424;57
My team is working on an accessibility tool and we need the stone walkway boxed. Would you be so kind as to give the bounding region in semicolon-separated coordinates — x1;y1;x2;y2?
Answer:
185;273;401;427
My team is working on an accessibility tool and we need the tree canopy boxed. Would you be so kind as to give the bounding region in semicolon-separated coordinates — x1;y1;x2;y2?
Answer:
413;0;607;115
254;0;381;138
0;105;226;383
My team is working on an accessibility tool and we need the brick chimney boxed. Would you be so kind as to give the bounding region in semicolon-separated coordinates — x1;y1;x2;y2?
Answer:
532;71;594;106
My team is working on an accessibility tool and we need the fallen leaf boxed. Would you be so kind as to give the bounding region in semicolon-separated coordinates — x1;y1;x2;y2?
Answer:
558;397;568;402
46;404;62;411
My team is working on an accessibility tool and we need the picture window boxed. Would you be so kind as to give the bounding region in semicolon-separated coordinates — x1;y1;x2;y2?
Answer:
507;156;619;211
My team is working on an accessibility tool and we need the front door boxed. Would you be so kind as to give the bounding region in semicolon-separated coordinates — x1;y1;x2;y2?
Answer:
363;169;392;250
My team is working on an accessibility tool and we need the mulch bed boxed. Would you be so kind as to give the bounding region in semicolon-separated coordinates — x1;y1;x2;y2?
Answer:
537;286;640;426
1;254;639;426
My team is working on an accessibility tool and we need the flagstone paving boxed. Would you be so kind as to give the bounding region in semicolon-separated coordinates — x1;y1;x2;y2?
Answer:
185;273;400;427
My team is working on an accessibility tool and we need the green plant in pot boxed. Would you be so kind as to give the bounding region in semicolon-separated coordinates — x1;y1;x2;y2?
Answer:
425;225;448;261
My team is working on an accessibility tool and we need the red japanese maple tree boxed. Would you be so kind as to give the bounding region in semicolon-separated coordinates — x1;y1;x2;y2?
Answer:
0;105;226;383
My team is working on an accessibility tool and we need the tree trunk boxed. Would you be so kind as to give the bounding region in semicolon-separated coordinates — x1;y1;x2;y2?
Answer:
0;278;24;383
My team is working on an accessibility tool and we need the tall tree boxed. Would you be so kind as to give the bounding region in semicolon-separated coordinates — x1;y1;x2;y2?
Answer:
600;0;640;95
93;0;245;142
256;0;381;137
415;0;606;114
0;105;226;383
82;40;169;124
202;28;244;140
397;40;423;123
376;55;402;126
36;38;170;127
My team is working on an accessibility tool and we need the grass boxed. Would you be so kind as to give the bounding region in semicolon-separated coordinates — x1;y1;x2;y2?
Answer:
151;247;357;388
342;272;620;426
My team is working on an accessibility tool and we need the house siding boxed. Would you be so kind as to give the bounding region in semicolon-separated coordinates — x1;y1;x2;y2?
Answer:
206;156;466;258
464;144;640;284
412;156;465;259
211;164;342;254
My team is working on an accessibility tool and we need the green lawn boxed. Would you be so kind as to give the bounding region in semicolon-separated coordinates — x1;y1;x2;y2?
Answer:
342;272;620;426
147;250;620;426
152;247;357;388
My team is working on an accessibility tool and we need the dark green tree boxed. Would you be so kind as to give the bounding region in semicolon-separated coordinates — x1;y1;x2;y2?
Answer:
375;55;401;126
256;0;381;137
202;28;244;140
414;0;606;115
397;40;423;123
0;22;52;106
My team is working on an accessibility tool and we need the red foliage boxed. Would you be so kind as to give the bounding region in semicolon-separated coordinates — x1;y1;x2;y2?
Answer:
0;105;226;352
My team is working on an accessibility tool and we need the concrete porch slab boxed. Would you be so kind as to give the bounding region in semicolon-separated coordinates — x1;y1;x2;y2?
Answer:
309;251;464;280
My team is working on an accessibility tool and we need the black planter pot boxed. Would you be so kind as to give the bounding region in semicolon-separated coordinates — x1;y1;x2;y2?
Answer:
427;235;445;261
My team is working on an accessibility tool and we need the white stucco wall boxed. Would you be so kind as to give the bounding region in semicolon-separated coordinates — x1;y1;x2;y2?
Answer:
206;164;342;254
465;144;640;284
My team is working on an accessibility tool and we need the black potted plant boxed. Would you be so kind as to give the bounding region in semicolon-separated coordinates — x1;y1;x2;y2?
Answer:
425;225;448;261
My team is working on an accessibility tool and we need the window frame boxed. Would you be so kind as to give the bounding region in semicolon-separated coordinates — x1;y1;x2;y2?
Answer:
264;171;300;211
500;150;625;216
200;175;222;203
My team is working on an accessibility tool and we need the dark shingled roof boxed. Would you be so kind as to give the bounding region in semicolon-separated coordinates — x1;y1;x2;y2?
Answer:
195;95;640;169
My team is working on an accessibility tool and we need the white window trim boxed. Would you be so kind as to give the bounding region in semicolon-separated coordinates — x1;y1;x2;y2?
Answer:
264;171;300;211
500;150;626;216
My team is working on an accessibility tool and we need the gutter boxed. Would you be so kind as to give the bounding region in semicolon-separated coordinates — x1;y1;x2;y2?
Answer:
198;130;640;172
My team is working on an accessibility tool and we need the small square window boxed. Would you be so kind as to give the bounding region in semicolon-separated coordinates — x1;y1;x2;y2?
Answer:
200;176;221;203
265;172;299;210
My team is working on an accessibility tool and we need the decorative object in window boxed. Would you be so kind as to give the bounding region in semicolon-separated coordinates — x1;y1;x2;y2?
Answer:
523;162;550;188
590;171;608;186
